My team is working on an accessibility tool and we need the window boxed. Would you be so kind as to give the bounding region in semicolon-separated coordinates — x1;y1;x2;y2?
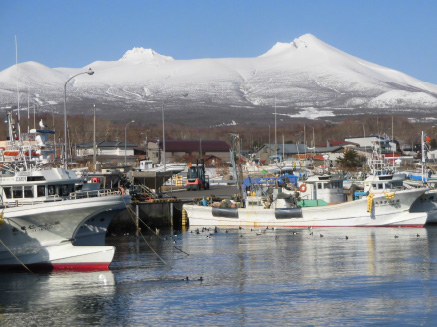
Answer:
378;184;383;190
24;186;33;198
317;183;322;189
13;187;23;198
37;185;45;197
48;185;55;195
3;187;12;199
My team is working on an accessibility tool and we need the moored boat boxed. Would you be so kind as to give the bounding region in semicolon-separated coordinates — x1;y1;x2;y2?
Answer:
184;176;428;228
183;134;428;228
0;105;131;271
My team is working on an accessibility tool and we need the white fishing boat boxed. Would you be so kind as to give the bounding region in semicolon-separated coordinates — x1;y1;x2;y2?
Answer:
138;159;186;174
184;174;428;227
183;134;428;228
359;131;437;224
0;106;131;271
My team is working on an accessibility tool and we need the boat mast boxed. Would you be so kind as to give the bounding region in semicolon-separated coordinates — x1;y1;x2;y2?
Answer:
392;116;395;170
229;133;244;200
15;35;22;142
421;131;426;183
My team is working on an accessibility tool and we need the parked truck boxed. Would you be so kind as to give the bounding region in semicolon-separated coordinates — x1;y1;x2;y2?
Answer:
186;159;209;190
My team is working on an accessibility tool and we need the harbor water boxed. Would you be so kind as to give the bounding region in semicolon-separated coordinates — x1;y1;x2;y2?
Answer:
2;226;437;326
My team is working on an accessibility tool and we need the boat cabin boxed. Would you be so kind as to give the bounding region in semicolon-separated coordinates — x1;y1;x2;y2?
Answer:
363;173;406;193
298;175;345;204
0;168;82;205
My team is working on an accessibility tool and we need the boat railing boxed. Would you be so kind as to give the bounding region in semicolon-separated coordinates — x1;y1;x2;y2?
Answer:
69;189;122;200
0;189;123;208
0;198;58;207
299;193;312;200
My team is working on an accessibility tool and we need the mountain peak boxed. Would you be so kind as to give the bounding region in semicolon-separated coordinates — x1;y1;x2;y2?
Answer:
260;33;326;57
119;47;174;64
292;33;318;48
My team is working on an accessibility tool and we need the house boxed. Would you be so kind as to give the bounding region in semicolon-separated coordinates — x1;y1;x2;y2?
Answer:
76;141;138;166
344;135;397;152
319;140;359;148
147;140;231;164
253;143;344;163
254;144;310;163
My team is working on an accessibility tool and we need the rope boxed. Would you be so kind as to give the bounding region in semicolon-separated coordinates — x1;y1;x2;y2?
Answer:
136;226;172;269
0;237;39;279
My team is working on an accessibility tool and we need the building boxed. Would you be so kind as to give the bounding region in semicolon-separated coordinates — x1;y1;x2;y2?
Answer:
253;143;344;163
76;141;138;166
254;144;309;163
147;140;231;164
344;135;397;152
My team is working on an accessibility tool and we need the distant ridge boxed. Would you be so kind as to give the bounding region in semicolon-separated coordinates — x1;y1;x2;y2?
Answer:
0;34;436;126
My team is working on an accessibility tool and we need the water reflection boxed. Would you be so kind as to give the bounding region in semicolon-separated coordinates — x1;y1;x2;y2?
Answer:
1;227;437;326
0;271;115;326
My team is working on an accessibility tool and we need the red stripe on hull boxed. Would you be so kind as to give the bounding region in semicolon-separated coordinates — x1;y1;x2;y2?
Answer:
189;224;425;228
51;262;111;271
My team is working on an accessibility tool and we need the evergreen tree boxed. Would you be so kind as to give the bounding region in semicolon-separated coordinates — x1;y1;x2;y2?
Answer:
336;149;361;169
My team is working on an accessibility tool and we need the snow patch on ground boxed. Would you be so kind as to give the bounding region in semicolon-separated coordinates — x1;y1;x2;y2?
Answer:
214;120;237;127
279;107;335;119
368;90;437;108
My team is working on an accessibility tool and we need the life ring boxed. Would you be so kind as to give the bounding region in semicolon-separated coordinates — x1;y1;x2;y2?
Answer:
299;184;307;192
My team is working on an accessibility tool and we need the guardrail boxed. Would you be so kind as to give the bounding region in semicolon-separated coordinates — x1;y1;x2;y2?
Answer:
69;189;122;199
0;189;123;208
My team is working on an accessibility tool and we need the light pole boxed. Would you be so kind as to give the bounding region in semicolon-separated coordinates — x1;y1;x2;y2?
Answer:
124;120;135;166
63;68;94;168
274;96;277;156
161;93;188;172
93;104;97;172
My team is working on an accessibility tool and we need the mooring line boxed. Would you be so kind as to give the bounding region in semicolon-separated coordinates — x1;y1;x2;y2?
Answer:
0;237;39;279
136;227;172;269
123;204;172;268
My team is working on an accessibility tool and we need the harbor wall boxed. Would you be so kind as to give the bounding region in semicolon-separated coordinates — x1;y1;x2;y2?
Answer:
108;201;186;234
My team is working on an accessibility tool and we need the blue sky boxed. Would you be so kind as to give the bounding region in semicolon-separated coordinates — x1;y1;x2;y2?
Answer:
1;0;436;83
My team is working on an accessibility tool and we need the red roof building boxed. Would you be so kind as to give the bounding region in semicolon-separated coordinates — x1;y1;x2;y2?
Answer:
148;140;231;164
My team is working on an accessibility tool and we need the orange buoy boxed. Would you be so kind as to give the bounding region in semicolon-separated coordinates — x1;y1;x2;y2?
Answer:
4;151;19;156
299;184;307;192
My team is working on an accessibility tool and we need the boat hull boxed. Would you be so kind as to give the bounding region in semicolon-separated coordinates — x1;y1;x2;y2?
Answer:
184;188;428;228
410;189;437;224
0;194;130;271
0;242;114;271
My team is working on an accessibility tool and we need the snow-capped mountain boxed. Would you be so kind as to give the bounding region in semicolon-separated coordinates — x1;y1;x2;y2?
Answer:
0;34;436;126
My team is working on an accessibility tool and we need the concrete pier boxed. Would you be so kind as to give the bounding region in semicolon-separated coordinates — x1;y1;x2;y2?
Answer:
107;185;238;234
108;200;187;234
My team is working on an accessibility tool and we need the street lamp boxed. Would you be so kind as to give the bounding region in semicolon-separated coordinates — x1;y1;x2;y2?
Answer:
93;104;97;172
124;120;135;166
63;68;94;168
162;93;188;172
